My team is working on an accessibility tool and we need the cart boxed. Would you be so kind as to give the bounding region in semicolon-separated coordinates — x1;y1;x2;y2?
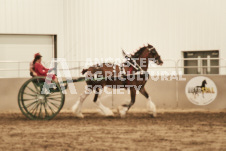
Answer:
18;76;84;120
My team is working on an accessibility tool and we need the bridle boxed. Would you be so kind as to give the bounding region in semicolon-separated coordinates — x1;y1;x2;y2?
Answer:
123;46;161;73
148;47;161;63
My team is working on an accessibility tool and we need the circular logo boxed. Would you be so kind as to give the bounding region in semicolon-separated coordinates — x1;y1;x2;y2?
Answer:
185;76;217;105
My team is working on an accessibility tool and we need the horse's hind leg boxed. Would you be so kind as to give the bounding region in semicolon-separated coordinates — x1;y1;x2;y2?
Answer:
139;87;157;117
118;87;136;118
72;90;90;118
93;89;114;116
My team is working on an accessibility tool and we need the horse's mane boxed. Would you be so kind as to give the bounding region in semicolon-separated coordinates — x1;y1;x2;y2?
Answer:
131;46;147;58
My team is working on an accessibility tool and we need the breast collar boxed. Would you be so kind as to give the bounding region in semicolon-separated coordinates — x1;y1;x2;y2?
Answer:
123;52;143;74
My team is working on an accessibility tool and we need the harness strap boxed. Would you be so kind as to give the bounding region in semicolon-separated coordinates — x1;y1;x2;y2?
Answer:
126;66;134;85
129;66;133;74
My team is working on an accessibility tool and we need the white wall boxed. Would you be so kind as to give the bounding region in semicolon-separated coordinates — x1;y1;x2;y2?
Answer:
0;0;226;75
62;0;226;61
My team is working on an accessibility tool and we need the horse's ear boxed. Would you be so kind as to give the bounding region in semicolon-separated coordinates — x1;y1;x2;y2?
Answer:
122;49;126;56
148;44;153;48
148;46;156;53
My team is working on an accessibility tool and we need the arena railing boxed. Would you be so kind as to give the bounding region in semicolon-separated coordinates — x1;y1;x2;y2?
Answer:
0;58;226;78
0;61;30;78
176;58;226;75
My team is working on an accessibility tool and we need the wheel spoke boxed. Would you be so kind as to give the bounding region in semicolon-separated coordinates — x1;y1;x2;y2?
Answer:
48;101;60;109
32;103;40;116
25;100;38;109
38;103;42;118
27;86;38;94
28;103;39;116
23;98;37;101
29;102;39;113
23;92;37;97
32;82;40;93
46;102;56;115
46;97;62;102
44;103;49;118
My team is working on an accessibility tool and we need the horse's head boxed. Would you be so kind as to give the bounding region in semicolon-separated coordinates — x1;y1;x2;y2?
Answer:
147;44;163;65
123;44;163;71
202;80;207;86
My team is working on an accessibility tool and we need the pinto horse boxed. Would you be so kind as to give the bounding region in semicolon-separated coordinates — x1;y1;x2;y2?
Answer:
72;44;163;118
193;80;207;98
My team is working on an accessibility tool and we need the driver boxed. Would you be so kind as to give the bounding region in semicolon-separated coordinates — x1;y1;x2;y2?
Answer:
29;53;38;77
33;53;57;83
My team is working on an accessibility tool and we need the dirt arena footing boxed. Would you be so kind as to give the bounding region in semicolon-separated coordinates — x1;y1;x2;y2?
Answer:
0;110;226;151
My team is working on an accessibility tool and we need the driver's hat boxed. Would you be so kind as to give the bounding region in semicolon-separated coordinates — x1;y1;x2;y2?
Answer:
34;53;42;58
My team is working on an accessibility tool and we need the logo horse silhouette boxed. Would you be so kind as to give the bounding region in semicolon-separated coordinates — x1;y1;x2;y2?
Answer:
193;80;207;99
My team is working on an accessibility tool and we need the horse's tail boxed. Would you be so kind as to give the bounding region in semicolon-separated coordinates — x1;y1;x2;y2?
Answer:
81;68;88;75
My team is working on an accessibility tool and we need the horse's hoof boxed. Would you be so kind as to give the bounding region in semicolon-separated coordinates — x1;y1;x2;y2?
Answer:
76;114;84;118
105;108;114;117
148;112;157;118
152;112;157;118
106;113;114;117
120;114;126;118
117;106;128;118
73;112;84;118
97;109;114;117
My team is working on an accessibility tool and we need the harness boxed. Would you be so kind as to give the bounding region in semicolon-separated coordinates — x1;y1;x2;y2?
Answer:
121;51;144;85
115;46;160;85
121;47;160;85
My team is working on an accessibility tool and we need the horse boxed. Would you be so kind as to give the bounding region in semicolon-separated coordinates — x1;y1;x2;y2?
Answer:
72;44;163;118
193;80;207;98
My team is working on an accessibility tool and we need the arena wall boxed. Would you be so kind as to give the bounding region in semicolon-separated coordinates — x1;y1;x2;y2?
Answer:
1;0;226;71
1;75;225;111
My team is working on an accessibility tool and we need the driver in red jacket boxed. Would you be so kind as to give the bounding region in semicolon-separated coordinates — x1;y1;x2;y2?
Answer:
33;53;56;83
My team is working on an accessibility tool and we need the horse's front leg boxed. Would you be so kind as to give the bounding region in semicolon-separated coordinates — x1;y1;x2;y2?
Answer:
93;88;114;116
118;87;136;118
139;87;157;117
72;89;90;118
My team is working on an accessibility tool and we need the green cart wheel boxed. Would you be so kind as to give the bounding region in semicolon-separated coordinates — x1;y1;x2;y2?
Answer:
18;76;65;120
